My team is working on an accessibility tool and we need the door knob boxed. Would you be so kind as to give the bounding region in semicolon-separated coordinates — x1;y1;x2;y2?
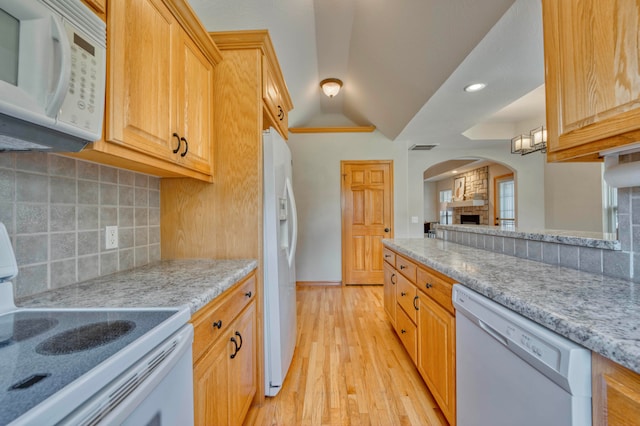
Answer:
384;228;390;233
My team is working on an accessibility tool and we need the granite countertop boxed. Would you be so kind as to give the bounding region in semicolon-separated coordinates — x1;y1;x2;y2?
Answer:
434;224;621;250
384;238;640;374
17;259;258;315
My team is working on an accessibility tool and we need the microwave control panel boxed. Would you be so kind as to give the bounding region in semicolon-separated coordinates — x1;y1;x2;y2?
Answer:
57;21;106;137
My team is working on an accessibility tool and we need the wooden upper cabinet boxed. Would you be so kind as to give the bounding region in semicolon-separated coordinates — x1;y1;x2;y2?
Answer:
81;0;106;18
262;56;289;137
73;0;222;182
175;30;214;176
543;0;640;162
210;30;293;140
107;0;176;159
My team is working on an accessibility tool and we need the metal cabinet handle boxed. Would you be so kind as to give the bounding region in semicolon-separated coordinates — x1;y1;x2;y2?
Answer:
245;291;252;298
399;265;406;270
235;331;243;351
425;283;433;289
180;137;189;157
401;291;407;297
413;295;419;311
391;273;396;285
278;105;284;120
230;336;239;359
212;320;222;329
401;329;407;334
172;133;181;153
384;254;391;258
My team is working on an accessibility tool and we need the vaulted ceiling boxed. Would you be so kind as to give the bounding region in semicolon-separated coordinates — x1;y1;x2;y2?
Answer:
189;0;544;145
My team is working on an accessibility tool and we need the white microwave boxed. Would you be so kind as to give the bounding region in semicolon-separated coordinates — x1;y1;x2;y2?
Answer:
0;0;106;151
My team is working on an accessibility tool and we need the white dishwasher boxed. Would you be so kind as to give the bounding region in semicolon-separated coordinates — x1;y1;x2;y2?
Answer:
452;285;591;426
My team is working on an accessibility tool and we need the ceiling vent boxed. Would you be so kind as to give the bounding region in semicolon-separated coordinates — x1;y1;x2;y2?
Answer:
409;144;438;151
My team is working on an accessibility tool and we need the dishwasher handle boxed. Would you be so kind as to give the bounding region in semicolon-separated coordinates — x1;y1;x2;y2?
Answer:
478;319;508;346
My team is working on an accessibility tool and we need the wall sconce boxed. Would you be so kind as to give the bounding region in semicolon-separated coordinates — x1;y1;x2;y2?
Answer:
511;125;547;155
320;78;343;97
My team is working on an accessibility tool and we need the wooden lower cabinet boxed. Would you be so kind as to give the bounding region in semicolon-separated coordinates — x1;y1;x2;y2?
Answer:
418;292;456;426
383;246;456;425
383;261;397;327
593;352;640;426
191;273;257;426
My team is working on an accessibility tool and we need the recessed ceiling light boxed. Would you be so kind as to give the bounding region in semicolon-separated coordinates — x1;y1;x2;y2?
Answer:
451;170;458;174
464;83;486;93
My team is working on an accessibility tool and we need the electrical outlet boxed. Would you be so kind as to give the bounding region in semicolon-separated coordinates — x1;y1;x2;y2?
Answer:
105;226;118;250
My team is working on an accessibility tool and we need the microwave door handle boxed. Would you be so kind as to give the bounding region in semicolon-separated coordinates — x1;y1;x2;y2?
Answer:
45;16;71;118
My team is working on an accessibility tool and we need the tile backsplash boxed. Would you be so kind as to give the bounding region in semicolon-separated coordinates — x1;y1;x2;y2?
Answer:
0;152;160;298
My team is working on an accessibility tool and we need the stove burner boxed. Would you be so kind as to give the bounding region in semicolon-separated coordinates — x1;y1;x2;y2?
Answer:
0;318;59;348
35;320;136;355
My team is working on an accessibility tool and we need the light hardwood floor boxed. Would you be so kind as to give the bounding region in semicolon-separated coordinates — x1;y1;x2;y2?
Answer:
245;285;447;425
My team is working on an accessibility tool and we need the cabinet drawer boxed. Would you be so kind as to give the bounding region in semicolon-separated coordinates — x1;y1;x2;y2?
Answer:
396;305;417;364
417;266;454;314
383;248;396;266
396;255;417;283
396;274;418;323
191;274;256;362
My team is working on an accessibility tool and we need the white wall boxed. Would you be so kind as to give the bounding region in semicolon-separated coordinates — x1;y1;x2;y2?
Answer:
288;131;407;282
423;181;437;222
544;162;604;232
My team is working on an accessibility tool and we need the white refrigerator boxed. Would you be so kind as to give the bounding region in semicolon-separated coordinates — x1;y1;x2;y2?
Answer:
263;128;298;397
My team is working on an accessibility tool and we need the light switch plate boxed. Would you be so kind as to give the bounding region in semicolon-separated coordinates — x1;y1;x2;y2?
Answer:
411;216;419;223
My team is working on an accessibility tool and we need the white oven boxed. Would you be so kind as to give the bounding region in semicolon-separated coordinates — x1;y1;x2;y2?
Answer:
0;223;195;425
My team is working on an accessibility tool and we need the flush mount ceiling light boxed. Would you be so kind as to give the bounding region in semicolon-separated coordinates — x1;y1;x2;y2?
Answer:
320;78;343;97
463;83;486;93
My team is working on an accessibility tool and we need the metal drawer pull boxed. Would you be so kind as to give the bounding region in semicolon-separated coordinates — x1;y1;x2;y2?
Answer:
401;329;406;334
391;273;397;285
401;291;407;297
212;320;222;329
425;283;433;289
384;254;391;258
413;295;419;310
245;291;252;298
230;336;239;359
399;265;406;270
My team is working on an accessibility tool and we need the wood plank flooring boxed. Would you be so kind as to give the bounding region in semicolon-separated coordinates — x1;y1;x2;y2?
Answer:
245;285;447;425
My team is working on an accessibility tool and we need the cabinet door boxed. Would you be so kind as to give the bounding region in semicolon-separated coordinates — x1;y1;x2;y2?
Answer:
193;333;230;426
175;31;214;175
229;302;257;426
593;352;640;426
543;0;640;160
383;262;397;327
418;293;456;426
107;0;177;160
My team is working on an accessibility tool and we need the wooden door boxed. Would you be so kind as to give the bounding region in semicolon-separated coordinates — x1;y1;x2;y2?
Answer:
417;293;456;426
341;160;393;285
107;0;177;160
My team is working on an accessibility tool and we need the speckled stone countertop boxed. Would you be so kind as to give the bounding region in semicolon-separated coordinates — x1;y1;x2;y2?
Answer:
16;259;258;315
384;238;640;374
435;224;621;250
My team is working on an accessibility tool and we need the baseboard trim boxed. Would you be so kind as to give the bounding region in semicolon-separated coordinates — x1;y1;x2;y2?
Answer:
296;281;342;287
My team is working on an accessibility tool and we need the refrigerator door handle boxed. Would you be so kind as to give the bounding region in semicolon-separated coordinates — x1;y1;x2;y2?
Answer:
285;177;298;268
